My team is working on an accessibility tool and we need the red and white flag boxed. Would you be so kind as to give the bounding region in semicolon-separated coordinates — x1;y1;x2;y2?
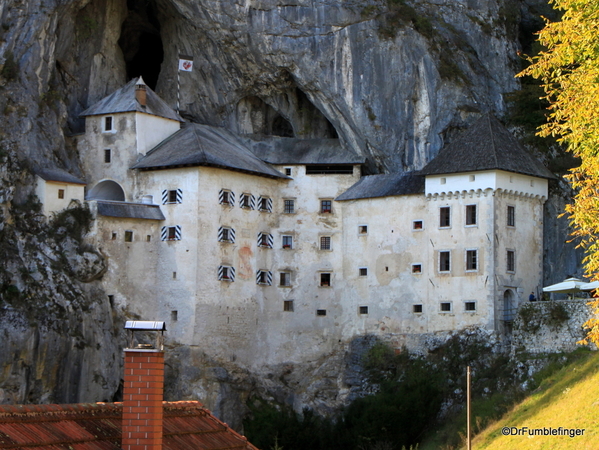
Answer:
178;55;193;72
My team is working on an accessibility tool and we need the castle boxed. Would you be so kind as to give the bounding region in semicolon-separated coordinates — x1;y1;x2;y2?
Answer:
38;78;553;366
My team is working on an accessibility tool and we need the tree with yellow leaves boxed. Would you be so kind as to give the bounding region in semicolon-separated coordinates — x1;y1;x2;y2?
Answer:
520;0;599;344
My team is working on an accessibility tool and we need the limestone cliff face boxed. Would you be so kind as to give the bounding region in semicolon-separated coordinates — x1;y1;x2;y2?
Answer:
0;0;581;423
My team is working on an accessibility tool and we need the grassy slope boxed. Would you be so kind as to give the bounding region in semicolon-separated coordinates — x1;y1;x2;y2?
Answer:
471;350;599;450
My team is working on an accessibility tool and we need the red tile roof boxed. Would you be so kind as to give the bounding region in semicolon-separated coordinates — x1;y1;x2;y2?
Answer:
0;401;259;450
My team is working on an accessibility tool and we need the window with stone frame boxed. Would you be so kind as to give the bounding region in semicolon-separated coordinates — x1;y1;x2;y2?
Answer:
439;206;451;228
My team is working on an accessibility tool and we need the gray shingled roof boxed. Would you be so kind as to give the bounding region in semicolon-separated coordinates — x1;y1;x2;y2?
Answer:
96;201;165;220
80;77;183;122
336;173;424;201
243;136;364;165
131;123;288;179
34;167;86;185
419;114;555;179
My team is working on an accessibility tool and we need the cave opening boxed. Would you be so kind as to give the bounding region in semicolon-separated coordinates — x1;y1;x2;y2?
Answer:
118;0;163;90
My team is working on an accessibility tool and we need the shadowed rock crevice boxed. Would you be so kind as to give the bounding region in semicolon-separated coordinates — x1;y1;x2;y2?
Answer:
118;0;163;89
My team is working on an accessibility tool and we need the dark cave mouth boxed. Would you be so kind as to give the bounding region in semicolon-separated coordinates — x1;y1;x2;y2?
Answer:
118;0;163;90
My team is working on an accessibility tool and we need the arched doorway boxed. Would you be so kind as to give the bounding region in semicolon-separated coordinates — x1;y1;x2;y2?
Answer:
87;180;126;201
503;290;515;322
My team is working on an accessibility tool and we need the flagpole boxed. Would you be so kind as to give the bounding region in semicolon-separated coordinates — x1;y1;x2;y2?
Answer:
176;54;193;115
177;66;181;114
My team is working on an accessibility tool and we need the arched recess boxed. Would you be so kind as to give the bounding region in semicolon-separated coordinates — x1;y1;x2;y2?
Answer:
87;180;126;201
503;289;516;322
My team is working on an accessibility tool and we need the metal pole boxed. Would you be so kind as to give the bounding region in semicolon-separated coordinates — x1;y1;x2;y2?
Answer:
177;64;181;114
467;365;471;450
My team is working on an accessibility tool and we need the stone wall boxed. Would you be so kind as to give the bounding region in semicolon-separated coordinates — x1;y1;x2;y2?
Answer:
511;299;597;355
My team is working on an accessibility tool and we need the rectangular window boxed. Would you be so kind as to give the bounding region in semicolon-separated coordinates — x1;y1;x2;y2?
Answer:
219;189;234;206
219;227;235;243
440;302;452;312
320;200;332;214
358;225;368;235
280;272;291;287
316;309;327;316
465;301;476;312
58;189;65;199
359;306;369;315
218;265;235;282
124;230;133;242
104;149;111;163
146;235;151;242
284;300;294;311
412;264;422;274
111;232;117;240
320;273;331;287
439;207;451;228
413;220;423;230
256;270;272;285
439;251;451;272
258;196;272;212
507;205;515;227
466;250;478;271
258;232;273;248
359;267;368;277
104;116;113;131
162;189;182;205
240;193;254;209
284;199;295;214
285;168;292;176
161;225;182;241
171;310;178;321
413;304;423;313
466;205;477;226
282;235;293;249
507;250;515;272
320;236;331;250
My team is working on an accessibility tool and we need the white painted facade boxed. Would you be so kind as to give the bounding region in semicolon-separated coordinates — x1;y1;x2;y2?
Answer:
35;176;86;216
77;82;551;366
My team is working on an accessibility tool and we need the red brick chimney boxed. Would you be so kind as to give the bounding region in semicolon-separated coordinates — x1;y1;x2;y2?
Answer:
122;321;166;450
135;77;147;107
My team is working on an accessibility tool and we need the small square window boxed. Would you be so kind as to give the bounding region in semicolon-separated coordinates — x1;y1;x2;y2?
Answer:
413;304;423;313
284;300;294;312
440;302;452;312
124;231;133;242
111;232;117;240
58;189;65;199
320;273;331;287
280;272;291;287
358;225;368;235
359;267;368;277
466;250;478;271
320;200;332;214
359;306;369;315
284;199;295;214
466;205;477;226
104;149;111;163
171;310;178;321
258;233;272;248
320;236;331;250
240;193;253;209
465;301;476;312
439;251;451;272
285;168;292;176
469;174;475;182
282;235;293;249
220;190;234;206
507;250;515;272
507;205;515;227
104;116;113;131
413;220;423;230
168;190;178;203
219;266;234;281
316;309;327;316
440;207;451;228
257;270;269;285
440;177;446;185
259;196;271;212
412;264;422;274
146;235;151;242
172;271;177;279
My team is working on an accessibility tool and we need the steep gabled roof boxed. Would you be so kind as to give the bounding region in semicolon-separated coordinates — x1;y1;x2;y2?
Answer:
80;77;183;122
243;136;364;165
419;114;555;179
336;173;424;201
132;123;288;179
34;167;86;185
0;401;259;450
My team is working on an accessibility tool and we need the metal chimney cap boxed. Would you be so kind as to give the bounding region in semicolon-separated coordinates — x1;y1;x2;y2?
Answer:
124;321;166;331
